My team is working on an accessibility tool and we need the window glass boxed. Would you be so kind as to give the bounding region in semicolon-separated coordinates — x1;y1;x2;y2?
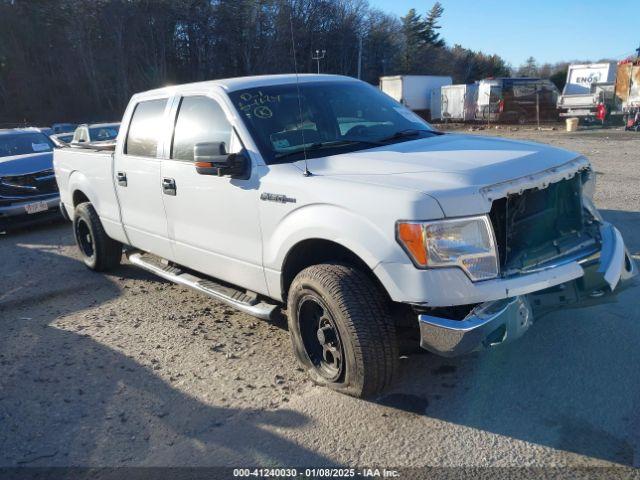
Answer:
228;81;437;164
0;132;53;158
89;125;119;141
125;99;167;157
172;96;232;161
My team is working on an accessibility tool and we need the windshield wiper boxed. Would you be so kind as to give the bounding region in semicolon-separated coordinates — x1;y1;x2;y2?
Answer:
273;139;382;160
377;129;444;143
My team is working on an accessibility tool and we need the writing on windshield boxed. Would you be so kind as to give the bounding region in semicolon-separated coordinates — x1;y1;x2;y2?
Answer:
229;81;437;164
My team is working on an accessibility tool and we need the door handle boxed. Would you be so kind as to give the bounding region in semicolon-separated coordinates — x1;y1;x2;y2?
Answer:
116;171;127;187
162;177;176;196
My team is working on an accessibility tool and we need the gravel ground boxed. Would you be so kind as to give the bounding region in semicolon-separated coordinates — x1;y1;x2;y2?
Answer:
0;127;639;469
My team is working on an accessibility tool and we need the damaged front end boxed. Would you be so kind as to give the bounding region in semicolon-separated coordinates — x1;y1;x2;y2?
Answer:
418;164;638;357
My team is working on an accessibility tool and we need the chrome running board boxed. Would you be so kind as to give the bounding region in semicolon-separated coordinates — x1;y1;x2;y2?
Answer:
127;251;277;320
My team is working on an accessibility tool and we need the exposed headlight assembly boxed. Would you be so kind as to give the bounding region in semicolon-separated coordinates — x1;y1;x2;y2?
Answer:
397;215;499;281
581;168;604;223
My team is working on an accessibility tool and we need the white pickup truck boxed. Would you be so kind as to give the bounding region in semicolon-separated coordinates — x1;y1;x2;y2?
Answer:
54;74;637;397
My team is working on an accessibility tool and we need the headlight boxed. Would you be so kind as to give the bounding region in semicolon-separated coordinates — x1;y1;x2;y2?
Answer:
397;215;499;281
582;168;596;201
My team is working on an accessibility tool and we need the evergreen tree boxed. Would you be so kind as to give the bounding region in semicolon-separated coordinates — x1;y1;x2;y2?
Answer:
423;2;445;48
400;8;425;72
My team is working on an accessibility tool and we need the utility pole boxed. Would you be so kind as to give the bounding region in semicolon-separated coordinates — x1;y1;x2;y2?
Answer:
312;49;326;74
536;88;540;129
357;36;363;79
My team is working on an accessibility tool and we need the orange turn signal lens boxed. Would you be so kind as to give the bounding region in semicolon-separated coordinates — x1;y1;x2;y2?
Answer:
195;161;214;168
397;222;427;266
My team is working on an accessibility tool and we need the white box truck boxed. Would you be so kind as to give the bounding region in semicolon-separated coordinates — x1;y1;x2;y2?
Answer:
557;62;617;119
380;75;452;118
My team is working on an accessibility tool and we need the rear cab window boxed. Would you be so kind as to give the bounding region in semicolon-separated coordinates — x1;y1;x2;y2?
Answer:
125;98;168;157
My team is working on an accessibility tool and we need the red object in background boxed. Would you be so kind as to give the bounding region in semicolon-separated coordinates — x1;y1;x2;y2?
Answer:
596;103;607;121
498;100;504;113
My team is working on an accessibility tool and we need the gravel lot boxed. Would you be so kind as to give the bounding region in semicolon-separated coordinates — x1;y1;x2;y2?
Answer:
1;127;639;469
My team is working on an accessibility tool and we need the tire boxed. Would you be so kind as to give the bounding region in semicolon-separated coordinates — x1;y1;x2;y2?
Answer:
287;263;398;398
73;202;122;271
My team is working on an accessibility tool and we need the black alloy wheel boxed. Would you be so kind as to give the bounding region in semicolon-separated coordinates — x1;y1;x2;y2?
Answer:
297;294;345;382
75;217;95;258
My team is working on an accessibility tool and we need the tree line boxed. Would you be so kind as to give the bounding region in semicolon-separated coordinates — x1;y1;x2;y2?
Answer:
0;0;512;125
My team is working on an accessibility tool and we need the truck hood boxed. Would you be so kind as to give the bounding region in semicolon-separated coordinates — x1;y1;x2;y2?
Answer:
297;134;588;216
0;152;54;176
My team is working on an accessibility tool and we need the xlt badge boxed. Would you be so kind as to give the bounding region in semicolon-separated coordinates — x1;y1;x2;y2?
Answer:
260;192;296;204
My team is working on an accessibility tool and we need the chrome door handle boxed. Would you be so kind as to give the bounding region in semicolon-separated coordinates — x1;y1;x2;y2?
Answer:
162;177;176;196
116;171;127;186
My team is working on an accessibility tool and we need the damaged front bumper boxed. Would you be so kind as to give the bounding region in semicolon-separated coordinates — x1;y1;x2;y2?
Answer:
418;224;638;357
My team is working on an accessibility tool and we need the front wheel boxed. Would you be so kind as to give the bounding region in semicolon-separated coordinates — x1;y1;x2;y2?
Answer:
287;263;398;398
73;202;122;271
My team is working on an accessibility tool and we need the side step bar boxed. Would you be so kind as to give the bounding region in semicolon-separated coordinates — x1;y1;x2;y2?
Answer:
127;251;278;320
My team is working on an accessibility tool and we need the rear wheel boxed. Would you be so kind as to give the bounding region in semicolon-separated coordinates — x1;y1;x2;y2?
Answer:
287;263;398;398
73;202;121;271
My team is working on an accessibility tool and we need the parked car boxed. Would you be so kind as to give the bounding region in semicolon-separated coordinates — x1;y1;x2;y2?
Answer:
71;123;120;144
51;123;77;134
53;74;637;397
38;127;55;137
0;128;60;231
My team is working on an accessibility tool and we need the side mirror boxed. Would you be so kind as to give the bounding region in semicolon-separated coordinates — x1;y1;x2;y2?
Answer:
193;142;249;179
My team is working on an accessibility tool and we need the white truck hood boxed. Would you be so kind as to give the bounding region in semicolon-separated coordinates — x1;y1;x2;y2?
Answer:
297;133;589;217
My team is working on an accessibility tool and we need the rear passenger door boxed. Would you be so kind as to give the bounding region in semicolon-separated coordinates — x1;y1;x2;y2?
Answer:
160;93;267;294
113;97;174;260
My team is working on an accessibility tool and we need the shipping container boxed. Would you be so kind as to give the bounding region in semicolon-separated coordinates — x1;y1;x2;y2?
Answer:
379;75;452;118
438;84;478;121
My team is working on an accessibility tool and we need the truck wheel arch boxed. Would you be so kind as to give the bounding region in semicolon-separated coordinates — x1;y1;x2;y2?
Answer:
280;238;388;303
67;170;100;218
72;190;90;207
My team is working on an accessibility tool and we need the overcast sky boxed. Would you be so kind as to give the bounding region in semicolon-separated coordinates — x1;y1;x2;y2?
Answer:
371;0;639;67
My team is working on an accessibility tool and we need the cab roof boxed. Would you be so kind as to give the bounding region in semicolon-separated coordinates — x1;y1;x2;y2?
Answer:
134;74;359;100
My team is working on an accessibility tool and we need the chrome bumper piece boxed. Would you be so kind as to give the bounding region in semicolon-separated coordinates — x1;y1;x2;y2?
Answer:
418;224;638;357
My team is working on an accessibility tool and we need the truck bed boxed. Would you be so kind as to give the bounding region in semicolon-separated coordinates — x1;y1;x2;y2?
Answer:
53;147;125;243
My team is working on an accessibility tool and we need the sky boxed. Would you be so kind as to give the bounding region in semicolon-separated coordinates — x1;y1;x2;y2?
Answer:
371;0;639;67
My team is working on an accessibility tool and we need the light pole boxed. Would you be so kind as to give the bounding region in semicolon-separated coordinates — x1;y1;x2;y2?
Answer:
312;49;326;74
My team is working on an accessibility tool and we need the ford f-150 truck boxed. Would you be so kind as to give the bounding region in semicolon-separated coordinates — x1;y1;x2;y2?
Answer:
53;74;637;398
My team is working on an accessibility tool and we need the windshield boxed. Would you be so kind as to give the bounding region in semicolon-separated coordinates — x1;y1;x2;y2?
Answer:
228;81;439;164
89;125;119;141
0;132;54;158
